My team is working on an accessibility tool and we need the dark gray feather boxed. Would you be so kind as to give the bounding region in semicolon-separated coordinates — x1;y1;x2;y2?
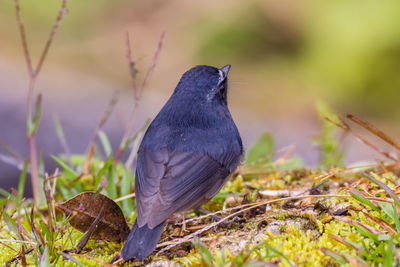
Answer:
135;147;231;229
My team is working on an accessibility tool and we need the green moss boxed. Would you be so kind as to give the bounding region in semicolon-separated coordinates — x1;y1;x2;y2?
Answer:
0;219;120;266
2;157;398;266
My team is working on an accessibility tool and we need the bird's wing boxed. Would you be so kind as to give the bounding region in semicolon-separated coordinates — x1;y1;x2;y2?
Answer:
135;147;232;229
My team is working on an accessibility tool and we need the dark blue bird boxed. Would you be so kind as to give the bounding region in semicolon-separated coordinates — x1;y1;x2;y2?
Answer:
121;64;243;261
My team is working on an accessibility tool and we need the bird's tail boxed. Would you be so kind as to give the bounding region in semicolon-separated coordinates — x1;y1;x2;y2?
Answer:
121;220;165;261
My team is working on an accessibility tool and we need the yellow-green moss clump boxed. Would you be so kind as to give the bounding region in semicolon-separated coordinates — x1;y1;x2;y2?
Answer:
177;212;366;267
0;222;120;266
266;220;364;266
2;166;396;266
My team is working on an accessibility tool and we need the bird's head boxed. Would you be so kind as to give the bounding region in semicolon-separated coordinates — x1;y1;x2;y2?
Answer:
174;64;231;105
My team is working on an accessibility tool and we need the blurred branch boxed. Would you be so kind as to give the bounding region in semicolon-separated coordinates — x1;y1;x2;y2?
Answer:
114;32;165;164
0;138;25;162
35;0;68;77
141;31;166;96
326;116;398;162
88;91;119;149
347;114;400;152
53;115;72;166
0;153;29;173
13;0;33;76
125;32;138;106
13;0;69;206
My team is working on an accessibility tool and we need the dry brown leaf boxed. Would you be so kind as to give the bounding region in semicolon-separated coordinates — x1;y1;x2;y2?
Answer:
58;192;130;242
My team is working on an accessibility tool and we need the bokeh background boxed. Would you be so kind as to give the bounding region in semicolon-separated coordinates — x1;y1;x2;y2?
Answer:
1;0;400;192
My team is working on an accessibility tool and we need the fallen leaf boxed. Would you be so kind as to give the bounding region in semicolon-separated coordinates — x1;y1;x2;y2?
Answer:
58;192;130;242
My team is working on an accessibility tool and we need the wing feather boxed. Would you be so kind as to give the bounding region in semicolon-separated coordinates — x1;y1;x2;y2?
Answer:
135;147;232;228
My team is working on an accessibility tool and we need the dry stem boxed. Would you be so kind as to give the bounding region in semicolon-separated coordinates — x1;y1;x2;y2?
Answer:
114;32;166;163
156;194;353;254
14;0;69;206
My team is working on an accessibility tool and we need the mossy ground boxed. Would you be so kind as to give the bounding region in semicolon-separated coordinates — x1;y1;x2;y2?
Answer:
3;161;396;267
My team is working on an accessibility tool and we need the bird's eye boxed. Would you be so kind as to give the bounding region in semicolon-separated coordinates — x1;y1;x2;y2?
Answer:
219;83;226;95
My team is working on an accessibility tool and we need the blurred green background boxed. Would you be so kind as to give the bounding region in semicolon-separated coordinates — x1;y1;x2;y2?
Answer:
1;0;400;176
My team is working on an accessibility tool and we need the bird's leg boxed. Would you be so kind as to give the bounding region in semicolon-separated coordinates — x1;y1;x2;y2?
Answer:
181;213;186;235
167;212;187;236
197;207;222;221
177;212;186;235
198;207;239;224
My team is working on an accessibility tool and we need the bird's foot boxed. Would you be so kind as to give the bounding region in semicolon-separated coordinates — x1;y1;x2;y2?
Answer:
197;208;239;225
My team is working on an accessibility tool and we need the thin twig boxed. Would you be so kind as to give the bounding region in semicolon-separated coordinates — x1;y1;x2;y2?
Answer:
13;0;33;76
157;192;396;254
363;172;400;205
109;253;123;265
326;116;398;162
53;115;72;166
114;32;165;163
0;139;25;161
5;247;34;267
75;205;104;253
83;143;95;175
124;119;150;167
328;234;358;250
363;212;397;235
0;241;17;252
333;216;385;234
0;239;35;244
0;153;29;173
60;251;86;267
30;207;43;247
141;31;166;95
16;218;41;259
125;32;138;105
14;0;69;206
347;114;400;152
35;0;68;76
89;91;119;148
28;138;39;204
156;194;353;253
114;193;135;202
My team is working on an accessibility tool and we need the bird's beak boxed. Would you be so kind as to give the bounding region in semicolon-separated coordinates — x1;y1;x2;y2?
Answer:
220;64;231;77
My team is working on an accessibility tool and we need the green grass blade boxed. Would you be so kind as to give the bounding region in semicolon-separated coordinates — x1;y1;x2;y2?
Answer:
313;102;344;168
263;242;294;267
51;155;78;178
106;164;117;199
380;201;400;232
121;168;134;215
99;130;112;157
353;224;379;243
95;155;113;189
364;172;400;208
28;94;42;136
3;213;19;237
52;114;70;161
246;133;274;164
18;160;28;204
383;238;393;267
39;245;51;267
193;239;215;266
0;188;11;198
322;248;349;265
350;189;380;212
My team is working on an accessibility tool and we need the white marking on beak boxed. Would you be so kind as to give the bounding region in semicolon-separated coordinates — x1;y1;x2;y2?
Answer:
220;64;231;77
218;64;230;84
218;69;225;84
